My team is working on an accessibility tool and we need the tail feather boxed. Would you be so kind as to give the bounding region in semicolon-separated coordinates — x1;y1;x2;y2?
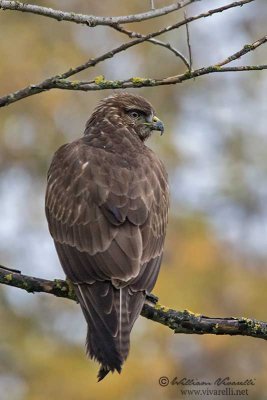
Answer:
97;365;112;382
74;282;145;380
77;284;122;372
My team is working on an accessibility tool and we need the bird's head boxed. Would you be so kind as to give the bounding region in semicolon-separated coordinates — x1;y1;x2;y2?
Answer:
86;92;164;141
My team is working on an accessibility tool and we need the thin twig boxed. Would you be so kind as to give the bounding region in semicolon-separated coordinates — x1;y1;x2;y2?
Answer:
1;1;256;78
113;24;190;68
0;266;267;340
150;0;155;10
0;0;198;26
0;264;21;273
184;11;193;72
0;0;258;108
216;35;267;67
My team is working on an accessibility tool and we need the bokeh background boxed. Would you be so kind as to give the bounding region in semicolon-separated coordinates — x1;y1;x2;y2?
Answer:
1;0;267;399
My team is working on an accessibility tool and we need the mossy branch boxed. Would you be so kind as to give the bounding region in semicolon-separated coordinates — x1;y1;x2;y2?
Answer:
1;64;267;108
1;265;267;340
0;0;259;108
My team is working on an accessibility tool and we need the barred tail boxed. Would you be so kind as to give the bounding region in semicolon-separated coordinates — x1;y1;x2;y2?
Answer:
74;282;145;381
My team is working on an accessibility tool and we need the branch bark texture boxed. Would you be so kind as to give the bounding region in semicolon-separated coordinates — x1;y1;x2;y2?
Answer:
0;0;259;108
0;33;266;108
0;266;266;340
0;0;198;26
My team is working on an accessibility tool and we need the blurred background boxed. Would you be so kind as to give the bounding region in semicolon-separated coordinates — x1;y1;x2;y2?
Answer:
1;0;267;399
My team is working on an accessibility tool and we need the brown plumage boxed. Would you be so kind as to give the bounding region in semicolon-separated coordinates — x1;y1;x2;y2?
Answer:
45;92;169;380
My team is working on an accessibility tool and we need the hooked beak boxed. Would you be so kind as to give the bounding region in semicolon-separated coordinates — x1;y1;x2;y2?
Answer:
151;116;164;135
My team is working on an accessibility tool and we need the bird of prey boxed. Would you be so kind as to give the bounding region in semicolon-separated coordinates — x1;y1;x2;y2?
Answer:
45;92;169;381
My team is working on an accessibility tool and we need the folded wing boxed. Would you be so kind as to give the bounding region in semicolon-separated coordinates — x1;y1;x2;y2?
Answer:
45;136;169;379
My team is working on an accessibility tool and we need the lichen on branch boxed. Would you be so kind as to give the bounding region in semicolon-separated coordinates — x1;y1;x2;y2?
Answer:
0;0;262;108
0;266;267;340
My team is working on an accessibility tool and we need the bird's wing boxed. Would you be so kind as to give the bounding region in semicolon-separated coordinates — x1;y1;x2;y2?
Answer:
46;139;138;281
46;138;169;282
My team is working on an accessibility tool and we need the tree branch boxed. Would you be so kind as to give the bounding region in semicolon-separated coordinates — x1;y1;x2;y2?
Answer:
112;24;190;68
184;11;193;72
1;63;267;109
216;35;267;67
0;0;253;75
0;265;266;340
0;5;263;109
0;0;198;27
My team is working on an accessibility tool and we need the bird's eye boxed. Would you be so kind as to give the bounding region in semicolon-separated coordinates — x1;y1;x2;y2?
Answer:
128;110;140;119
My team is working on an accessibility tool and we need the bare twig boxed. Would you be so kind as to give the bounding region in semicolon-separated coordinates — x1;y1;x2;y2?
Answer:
150;0;155;10
0;0;256;32
113;24;190;68
0;266;267;340
0;0;252;75
0;36;154;108
216;35;267;67
0;0;259;108
0;0;198;27
184;11;193;72
152;0;256;41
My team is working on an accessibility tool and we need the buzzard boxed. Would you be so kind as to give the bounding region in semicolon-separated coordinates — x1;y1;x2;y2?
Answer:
45;92;169;380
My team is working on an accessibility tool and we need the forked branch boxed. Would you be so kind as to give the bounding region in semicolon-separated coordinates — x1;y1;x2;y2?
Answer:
0;34;266;108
